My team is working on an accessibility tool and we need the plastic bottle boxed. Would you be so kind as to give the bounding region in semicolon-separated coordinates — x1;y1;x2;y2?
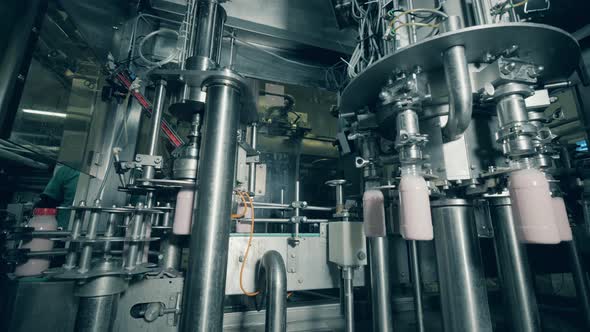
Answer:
173;189;194;235
14;208;58;277
398;167;433;241
508;169;560;244
552;196;573;242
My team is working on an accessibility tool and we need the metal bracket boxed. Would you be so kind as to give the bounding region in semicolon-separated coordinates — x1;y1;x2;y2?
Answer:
287;243;299;273
289;216;307;224
135;154;163;169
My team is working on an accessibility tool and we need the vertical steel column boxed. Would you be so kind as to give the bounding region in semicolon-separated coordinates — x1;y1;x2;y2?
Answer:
369;236;394;332
489;197;540;332
409;241;425;332
568;233;590;329
342;267;355;332
75;295;119;332
431;199;492;332
180;77;241;332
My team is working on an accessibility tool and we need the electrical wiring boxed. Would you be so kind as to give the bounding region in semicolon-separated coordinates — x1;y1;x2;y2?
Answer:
238;191;260;297
391;22;440;36
231;191;249;219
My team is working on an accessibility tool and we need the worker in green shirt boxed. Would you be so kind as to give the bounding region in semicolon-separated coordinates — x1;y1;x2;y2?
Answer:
36;165;80;229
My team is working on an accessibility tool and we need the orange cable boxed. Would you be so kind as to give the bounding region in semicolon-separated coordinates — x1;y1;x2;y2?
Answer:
239;192;260;296
231;191;249;219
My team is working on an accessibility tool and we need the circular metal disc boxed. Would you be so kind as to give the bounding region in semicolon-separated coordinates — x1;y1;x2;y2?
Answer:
340;23;580;114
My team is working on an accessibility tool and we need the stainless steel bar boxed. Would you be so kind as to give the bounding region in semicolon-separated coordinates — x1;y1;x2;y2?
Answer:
65;203;86;269
260;250;287;332
369;236;394;332
342;267;355;332
75;294;119;332
180;79;242;332
160;234;181;270
489;197;540;332
568;233;590;329
124;204;144;270
25;249;69;257
103;211;117;255
236;218;329;223
432;199;492;332
294;181;300;240
248;122;258;194
143;81;166;181
78;200;101;273
409;241;425;332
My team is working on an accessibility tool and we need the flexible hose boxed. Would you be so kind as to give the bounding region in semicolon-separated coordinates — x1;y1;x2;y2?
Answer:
138;28;180;67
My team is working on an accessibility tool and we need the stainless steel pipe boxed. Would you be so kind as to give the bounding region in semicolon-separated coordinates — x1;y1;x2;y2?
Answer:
75;295;119;332
368;236;394;332
441;16;472;141
259;250;287;332
143;81;166;180
180;78;242;332
342;267;355;332
432;199;492;332
568;234;590;329
489;197;540;332
409;241;425;332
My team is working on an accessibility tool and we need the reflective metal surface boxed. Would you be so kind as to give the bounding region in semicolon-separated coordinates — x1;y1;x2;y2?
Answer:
432;199;492;332
180;79;242;332
368;236;394;332
409;240;425;332
489;197;540;332
75;294;120;332
259;250;287;332
341;23;580;113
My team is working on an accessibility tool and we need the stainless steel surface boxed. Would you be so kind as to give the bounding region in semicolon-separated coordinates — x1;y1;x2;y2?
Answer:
181;79;242;332
226;233;365;295
78;201;101;273
431;199;492;332
489;197;540;332
0;1;44;136
409;240;425;332
143;81;167;181
341;267;355;332
259;250;287;332
340;23;580;113
368;236;394;332
187;1;226;66
248;122;258;194
568;235;590;329
442;44;472;141
75;294;120;332
160;234;181;270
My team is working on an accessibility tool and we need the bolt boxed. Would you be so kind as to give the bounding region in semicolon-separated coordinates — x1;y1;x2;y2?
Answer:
357;251;366;260
501;62;517;75
155;158;161;164
17;74;25;81
136;155;142;162
298;278;304;284
238;255;244;262
290;253;296;258
289;268;296;273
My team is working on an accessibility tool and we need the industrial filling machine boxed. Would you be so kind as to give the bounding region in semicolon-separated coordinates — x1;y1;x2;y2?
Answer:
1;0;590;331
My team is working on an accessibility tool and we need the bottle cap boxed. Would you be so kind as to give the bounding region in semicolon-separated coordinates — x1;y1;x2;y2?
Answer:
33;208;57;216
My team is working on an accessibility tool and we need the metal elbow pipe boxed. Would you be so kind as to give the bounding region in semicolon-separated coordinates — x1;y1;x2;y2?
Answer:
258;250;287;332
442;45;473;141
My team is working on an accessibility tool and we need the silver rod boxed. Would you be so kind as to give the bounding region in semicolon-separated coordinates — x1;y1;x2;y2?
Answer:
78;200;101;273
248;122;258;194
124;203;144;270
406;0;418;45
431;199;493;331
489;197;540;332
294;180;300;239
342;267;355;332
260;250;287;332
143;81;166;181
181;79;242;332
568;233;590;329
369;236;394;332
235;218;329;223
160;234;181;270
103;211;118;255
65;206;85;269
409;241;425;332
